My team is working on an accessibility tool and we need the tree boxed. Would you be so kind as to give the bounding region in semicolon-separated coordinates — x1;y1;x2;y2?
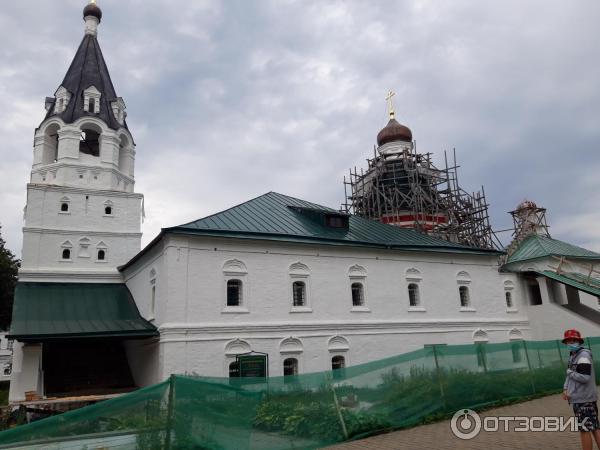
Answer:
0;225;20;331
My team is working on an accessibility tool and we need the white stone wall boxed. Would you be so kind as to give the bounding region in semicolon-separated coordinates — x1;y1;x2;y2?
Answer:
20;184;142;280
31;117;135;193
123;234;531;381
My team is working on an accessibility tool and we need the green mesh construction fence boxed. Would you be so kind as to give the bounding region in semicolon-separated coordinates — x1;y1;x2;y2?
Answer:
1;336;598;449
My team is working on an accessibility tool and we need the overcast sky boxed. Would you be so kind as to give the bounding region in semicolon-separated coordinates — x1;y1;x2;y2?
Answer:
1;0;599;257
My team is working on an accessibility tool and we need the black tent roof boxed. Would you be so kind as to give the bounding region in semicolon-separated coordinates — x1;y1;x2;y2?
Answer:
44;33;126;131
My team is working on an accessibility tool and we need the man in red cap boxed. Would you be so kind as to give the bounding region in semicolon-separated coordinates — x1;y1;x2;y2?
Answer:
563;329;600;450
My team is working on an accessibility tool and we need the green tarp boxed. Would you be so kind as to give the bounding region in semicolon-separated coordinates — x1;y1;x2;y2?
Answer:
8;282;158;341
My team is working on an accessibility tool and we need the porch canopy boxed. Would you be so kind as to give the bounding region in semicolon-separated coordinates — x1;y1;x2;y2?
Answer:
9;282;158;342
535;270;600;297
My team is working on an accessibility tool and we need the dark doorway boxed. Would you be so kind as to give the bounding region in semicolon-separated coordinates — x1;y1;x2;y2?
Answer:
43;340;135;397
527;279;543;305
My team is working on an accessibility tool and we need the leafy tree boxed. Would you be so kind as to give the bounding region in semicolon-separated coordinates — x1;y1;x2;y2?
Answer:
0;225;20;330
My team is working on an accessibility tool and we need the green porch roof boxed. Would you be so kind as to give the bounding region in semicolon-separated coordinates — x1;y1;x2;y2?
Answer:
8;283;158;342
506;234;600;265
536;270;600;297
164;192;500;255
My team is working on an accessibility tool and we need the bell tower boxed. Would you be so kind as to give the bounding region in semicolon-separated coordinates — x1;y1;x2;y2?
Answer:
21;0;143;282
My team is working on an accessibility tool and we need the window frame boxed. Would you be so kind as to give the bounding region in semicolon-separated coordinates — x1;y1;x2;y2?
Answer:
283;357;299;377
222;260;249;314
59;240;73;262
149;278;157;321
406;268;426;312
457;278;476;312
408;283;421;308
351;282;364;307
504;281;518;312
332;355;346;371
289;263;312;313
226;279;243;307
59;197;71;215
349;265;369;312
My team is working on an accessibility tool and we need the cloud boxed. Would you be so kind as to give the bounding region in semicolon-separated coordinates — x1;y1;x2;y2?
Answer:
1;0;599;257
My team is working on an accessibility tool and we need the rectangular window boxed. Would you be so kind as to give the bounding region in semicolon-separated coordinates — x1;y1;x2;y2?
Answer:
227;279;242;306
351;283;364;306
459;286;470;307
292;281;306;307
150;284;156;317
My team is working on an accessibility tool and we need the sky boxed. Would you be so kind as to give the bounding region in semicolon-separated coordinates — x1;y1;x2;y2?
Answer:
1;0;599;257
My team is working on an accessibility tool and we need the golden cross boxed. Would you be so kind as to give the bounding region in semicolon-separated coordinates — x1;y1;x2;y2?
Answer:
385;90;396;119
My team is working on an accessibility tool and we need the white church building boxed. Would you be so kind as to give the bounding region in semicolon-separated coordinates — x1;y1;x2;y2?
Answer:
8;2;600;403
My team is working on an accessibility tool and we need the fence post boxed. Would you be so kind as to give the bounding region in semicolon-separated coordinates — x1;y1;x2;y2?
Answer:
328;375;349;440
556;340;564;363
523;341;536;394
431;345;447;411
164;374;176;450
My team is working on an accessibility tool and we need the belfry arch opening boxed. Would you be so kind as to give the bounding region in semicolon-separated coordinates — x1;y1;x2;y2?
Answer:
42;123;60;164
118;134;130;173
79;124;101;157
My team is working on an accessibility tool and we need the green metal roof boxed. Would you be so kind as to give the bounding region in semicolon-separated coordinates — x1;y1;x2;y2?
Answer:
535;270;600;297
165;192;500;255
506;234;600;265
9;283;158;342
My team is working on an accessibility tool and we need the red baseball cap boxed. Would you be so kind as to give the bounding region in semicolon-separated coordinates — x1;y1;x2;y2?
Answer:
562;329;584;344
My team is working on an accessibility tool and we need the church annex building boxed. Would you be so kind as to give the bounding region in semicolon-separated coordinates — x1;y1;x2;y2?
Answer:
8;2;600;404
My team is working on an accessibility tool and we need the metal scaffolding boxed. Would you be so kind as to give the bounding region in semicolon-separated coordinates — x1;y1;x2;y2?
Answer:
342;144;502;250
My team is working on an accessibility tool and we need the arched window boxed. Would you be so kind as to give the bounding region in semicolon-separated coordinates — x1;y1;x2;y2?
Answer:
118;134;130;174
283;358;298;376
229;361;240;378
227;279;242;306
408;283;420;307
79;126;101;157
351;282;364;306
42;123;60;164
97;249;105;261
292;281;306;307
62;248;71;260
332;355;345;370
60;202;69;212
459;286;470;307
105;206;112;215
505;291;513;308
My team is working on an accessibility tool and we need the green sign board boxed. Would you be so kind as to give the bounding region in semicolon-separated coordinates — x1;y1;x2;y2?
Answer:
238;354;267;378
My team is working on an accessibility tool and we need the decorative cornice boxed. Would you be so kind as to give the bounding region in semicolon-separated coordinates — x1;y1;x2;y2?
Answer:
26;183;142;198
31;163;135;184
158;319;530;336
23;227;142;238
18;269;123;282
